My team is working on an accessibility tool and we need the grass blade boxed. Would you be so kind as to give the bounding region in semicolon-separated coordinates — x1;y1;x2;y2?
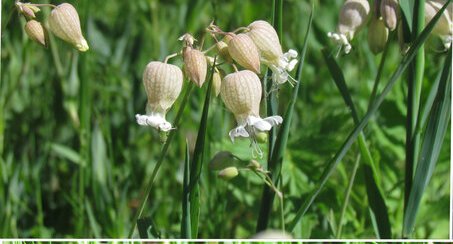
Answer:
404;0;425;221
288;1;451;231
256;7;313;232
128;83;194;238
181;140;191;238
322;49;391;238
188;60;216;238
402;49;451;237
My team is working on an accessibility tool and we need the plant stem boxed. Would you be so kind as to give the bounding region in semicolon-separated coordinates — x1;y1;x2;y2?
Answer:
336;154;360;238
404;0;424;233
128;83;194;238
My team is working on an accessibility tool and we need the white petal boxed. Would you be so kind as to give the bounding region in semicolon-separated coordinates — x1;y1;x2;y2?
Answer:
263;115;283;126
287;59;298;71
253;120;272;131
229;126;249;142
287;49;298;58
136;114;173;131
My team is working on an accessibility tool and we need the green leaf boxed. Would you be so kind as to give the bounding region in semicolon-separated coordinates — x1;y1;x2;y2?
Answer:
402;49;451;237
181;140;191;238
188;59;216;238
288;0;451;232
256;6;312;232
49;143;82;165
322;48;391;238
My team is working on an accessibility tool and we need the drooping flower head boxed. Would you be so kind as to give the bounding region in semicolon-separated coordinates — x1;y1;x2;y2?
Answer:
380;0;399;31
136;61;183;132
48;3;89;52
227;33;261;73
220;70;282;157
328;0;370;54
25;20;47;47
425;0;452;49
246;20;298;86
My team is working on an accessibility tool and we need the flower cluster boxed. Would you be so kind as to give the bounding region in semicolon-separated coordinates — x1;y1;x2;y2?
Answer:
329;0;452;54
16;2;89;51
136;20;298;157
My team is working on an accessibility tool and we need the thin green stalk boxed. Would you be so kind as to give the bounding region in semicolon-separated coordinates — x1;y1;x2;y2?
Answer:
188;64;215;238
288;2;450;230
256;7;312;232
181;140;191;238
404;0;425;218
336;154;360;238
128;83;194;238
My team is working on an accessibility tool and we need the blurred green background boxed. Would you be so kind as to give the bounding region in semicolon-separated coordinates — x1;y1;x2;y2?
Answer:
0;0;450;239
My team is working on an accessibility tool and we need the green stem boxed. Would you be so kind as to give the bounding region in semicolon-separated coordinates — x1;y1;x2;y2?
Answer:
404;0;425;233
128;83;194;238
336;154;360;238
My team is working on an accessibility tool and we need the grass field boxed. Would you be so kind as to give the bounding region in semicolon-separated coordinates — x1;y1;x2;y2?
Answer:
0;0;451;239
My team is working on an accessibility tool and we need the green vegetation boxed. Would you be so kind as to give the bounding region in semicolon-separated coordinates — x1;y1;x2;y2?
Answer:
1;0;450;239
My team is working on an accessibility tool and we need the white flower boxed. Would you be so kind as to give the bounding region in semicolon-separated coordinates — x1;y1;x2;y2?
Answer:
263;49;299;86
135;61;183;132
220;70;283;158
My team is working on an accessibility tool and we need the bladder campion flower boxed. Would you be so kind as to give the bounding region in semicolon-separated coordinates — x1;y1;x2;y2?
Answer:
328;0;370;54
135;61;183;132
227;33;261;73
380;0;399;31
220;70;282;158
425;0;452;49
246;20;298;86
48;3;89;52
25;20;47;47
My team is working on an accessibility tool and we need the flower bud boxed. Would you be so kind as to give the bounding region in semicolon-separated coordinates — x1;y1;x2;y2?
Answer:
425;0;452;39
218;166;239;180
143;62;183;114
16;2;41;19
212;69;222;97
48;3;89;52
380;0;399;31
183;47;207;87
247;20;283;62
247;159;262;169
337;0;371;40
25;20;47;47
368;17;389;54
228;34;261;74
217;38;233;63
221;70;262;123
209;151;241;170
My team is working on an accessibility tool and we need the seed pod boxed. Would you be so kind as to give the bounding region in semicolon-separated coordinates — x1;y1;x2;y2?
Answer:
218;166;239;180
368;17;389;54
143;62;183;114
425;0;452;37
228;34;261;74
212;69;222;97
25;20;47;47
380;0;399;31
48;3;89;52
183;47;207;87
247;20;283;62
220;70;262;123
217;39;232;63
338;0;371;40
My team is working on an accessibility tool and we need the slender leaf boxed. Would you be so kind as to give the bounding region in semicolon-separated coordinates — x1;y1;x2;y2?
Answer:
256;7;312;232
188;60;216;238
322;49;391;238
181;140;191;238
403;49;451;237
288;1;451;231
